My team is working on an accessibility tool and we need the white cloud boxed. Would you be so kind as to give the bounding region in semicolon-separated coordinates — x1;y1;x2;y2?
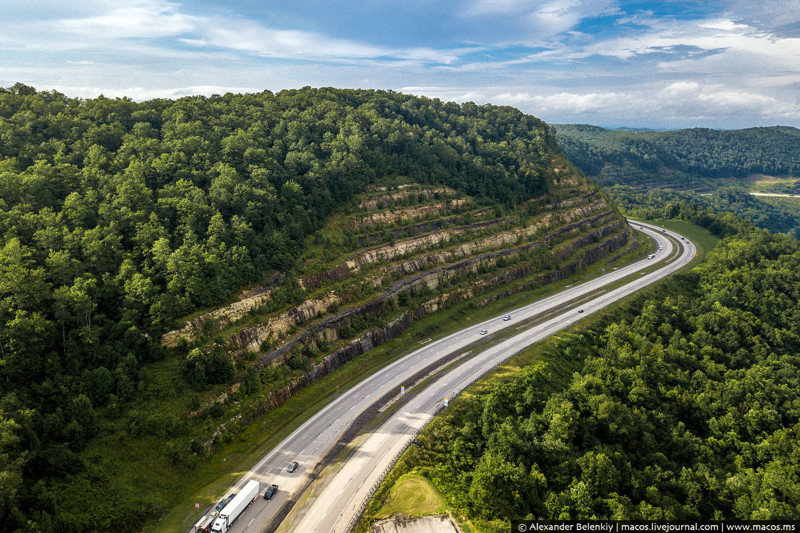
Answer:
662;81;700;96
197;20;457;64
581;15;800;69
496;90;633;113
700;19;749;32
465;0;618;44
61;1;197;39
1;0;799;128
527;0;618;36
45;84;261;100
722;0;800;29
401;81;800;127
1;0;460;66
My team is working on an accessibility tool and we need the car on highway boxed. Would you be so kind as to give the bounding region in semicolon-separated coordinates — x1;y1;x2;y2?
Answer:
480;329;488;335
578;309;584;313
264;484;279;500
503;315;511;321
287;461;299;473
215;494;235;512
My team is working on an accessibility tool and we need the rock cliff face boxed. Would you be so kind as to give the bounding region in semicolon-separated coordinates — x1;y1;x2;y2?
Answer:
358;198;471;228
358;186;453;210
167;156;640;428
228;210;620;356
230;219;631;432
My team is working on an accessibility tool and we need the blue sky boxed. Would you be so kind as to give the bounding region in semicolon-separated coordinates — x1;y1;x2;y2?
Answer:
2;0;799;128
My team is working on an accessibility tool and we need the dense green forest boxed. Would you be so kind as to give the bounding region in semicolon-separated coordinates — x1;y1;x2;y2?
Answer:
0;84;563;531
556;124;800;190
376;205;800;525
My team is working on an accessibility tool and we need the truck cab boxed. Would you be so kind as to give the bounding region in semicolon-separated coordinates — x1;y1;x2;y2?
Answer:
211;517;227;533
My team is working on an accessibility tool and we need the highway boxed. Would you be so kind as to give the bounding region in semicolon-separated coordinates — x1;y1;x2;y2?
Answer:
197;221;694;533
284;221;694;532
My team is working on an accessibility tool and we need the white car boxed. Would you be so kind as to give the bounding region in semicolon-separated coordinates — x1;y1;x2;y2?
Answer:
480;329;488;335
503;315;511;321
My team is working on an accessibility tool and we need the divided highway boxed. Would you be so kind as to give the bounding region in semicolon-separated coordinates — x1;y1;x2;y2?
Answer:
199;221;695;533
286;221;694;532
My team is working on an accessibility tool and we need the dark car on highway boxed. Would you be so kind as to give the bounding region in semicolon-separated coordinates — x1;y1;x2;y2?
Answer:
264;484;279;500
215;494;235;511
287;461;299;473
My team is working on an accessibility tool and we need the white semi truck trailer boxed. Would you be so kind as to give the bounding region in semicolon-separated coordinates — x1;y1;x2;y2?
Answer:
210;480;260;533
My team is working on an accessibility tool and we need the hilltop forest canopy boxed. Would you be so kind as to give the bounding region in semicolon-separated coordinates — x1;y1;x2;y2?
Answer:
555;124;800;189
0;84;560;530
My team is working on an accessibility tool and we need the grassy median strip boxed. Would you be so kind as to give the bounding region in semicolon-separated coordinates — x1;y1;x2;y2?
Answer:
642;218;720;264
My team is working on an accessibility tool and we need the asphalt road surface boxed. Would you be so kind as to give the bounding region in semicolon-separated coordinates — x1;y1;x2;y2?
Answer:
198;220;694;533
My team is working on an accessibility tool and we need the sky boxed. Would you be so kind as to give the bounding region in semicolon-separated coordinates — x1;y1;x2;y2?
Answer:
2;0;800;129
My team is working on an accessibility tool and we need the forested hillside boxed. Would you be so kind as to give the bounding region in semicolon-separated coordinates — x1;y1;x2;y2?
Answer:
607;185;800;239
556;124;800;191
368;205;800;528
0;84;636;531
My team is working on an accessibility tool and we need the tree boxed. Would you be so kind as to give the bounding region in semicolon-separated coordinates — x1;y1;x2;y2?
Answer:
70;394;96;445
0;413;24;525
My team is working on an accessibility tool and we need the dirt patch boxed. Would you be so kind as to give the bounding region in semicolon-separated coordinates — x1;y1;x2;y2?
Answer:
370;516;461;533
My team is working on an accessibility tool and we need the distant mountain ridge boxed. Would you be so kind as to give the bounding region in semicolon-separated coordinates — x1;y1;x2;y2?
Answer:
555;124;800;191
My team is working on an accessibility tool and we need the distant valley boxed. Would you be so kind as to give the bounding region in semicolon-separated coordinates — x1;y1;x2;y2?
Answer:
555;124;800;237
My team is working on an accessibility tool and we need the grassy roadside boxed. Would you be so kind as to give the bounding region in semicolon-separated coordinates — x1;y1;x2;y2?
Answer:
361;219;717;531
156;229;650;532
373;472;448;518
638;218;720;265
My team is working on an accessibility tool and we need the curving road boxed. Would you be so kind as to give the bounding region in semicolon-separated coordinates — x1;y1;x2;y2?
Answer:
285;221;694;532
199;221;694;533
